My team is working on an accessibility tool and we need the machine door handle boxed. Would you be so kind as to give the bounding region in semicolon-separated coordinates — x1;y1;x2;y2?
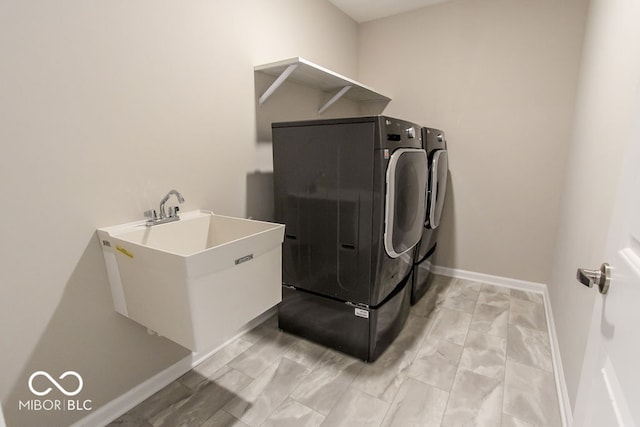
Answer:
576;263;611;295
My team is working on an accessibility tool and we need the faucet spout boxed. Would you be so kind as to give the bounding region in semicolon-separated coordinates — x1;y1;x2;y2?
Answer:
159;189;185;219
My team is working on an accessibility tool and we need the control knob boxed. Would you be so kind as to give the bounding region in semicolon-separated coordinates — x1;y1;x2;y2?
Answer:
406;127;415;138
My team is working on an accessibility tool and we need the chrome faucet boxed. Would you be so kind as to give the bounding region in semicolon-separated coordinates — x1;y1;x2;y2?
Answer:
145;189;185;226
159;189;185;219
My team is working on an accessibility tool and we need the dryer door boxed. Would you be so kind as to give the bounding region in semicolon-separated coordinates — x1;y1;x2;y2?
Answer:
384;148;428;258
427;150;449;229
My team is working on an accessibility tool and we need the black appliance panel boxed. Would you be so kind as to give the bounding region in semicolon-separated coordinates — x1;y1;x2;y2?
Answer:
273;115;424;359
278;286;371;360
277;276;411;362
411;127;449;305
274;116;422;150
273;121;375;304
416;127;448;262
368;274;411;360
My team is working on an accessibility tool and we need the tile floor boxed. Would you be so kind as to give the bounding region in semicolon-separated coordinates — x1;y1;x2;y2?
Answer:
108;275;562;427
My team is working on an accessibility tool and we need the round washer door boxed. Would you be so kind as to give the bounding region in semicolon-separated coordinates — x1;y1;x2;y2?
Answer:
427;150;449;229
384;148;429;258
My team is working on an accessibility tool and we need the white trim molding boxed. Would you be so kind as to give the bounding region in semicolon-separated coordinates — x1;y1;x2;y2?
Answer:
431;265;546;293
432;265;573;427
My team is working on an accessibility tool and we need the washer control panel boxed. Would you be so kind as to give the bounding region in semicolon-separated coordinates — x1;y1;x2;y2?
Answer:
381;118;422;149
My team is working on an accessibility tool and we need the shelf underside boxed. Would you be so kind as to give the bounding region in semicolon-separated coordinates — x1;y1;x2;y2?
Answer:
255;57;390;111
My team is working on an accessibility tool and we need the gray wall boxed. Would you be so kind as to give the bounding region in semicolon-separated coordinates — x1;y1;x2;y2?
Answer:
358;0;589;283
0;1;358;425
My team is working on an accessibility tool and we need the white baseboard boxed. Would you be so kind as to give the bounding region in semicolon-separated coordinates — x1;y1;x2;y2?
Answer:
540;285;573;427
431;265;547;293
432;265;572;427
72;307;277;427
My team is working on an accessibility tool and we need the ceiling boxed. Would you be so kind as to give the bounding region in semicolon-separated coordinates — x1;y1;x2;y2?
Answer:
328;0;450;23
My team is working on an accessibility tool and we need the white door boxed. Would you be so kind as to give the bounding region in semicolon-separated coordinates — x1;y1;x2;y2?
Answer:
571;62;640;427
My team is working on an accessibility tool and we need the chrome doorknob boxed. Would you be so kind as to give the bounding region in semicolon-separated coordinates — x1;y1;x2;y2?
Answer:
576;263;611;295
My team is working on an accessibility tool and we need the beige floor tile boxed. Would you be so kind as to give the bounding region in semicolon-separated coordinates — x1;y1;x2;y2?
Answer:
149;367;252;427
477;290;511;309
179;338;253;390
503;360;561;426
480;283;511;296
429;307;473;345
228;329;297;378
290;349;364;415
223;357;309;426
319;387;389;427
441;280;480;313
501;412;534;427
201;410;248;427
470;302;509;337
441;369;503;426
262;398;325;427
510;289;544;305
509;298;547;332
507;324;553;372
459;330;506;378
127;381;192;422
381;377;448;426
407;336;463;392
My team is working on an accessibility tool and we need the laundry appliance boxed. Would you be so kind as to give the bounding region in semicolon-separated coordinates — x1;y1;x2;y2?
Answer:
272;116;428;362
411;127;449;304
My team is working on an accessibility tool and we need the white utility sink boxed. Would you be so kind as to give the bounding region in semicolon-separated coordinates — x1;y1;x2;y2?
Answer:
97;210;285;351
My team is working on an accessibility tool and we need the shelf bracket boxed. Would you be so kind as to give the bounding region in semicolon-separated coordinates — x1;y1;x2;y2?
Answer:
258;63;299;106
318;85;352;114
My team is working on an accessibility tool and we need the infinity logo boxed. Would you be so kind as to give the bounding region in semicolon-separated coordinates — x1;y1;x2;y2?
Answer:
28;371;83;397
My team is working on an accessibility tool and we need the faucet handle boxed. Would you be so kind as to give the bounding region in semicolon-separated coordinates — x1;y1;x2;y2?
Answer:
144;209;158;220
168;206;180;218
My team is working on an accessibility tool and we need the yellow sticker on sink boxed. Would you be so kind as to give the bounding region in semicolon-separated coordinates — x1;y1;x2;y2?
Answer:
116;246;134;259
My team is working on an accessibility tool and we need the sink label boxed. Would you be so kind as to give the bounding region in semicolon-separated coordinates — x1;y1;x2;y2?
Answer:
354;307;369;319
116;246;134;259
235;254;254;265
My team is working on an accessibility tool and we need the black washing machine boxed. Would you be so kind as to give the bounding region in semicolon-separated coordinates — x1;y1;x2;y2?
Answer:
272;116;428;361
411;127;449;304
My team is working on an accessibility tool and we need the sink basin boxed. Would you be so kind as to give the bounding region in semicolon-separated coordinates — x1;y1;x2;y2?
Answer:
97;210;285;351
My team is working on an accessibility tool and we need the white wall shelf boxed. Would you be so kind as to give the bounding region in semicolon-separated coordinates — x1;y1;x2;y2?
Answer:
255;57;391;114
